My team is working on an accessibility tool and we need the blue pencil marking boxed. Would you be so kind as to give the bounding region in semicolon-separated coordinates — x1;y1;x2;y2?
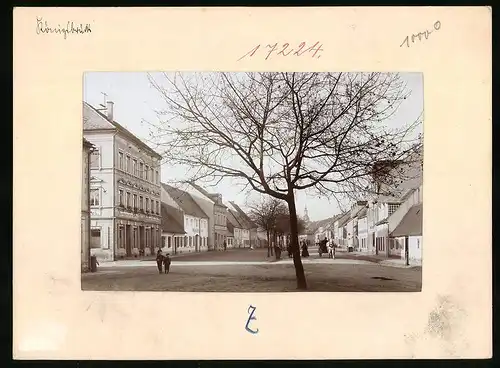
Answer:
245;305;259;334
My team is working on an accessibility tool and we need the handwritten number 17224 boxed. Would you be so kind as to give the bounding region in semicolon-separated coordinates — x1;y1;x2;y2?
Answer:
238;41;323;61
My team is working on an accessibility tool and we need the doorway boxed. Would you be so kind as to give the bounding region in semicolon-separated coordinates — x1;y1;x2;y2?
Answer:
126;225;132;256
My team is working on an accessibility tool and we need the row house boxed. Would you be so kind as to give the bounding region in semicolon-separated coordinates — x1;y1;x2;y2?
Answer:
182;183;216;250
367;145;423;258
83;100;162;261
81;138;94;271
333;212;350;247
228;201;258;248
346;202;368;250
185;182;231;250
390;201;423;265
227;202;252;248
226;208;244;248
161;183;209;254
160;202;186;254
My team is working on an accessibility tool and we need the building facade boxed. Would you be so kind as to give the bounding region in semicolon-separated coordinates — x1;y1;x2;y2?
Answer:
183;184;216;250
226;208;243;248
160;202;186;254
161;183;209;254
83;100;162;261
228;201;256;248
188;183;231;250
81;139;93;272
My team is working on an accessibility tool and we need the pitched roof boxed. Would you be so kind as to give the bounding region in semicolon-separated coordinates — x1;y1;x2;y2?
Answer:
356;207;367;218
161;183;208;219
83;101;162;159
161;202;186;234
229;201;258;229
187;182;227;208
226;219;235;235
390;203;423;237
336;212;351;227
227;209;243;229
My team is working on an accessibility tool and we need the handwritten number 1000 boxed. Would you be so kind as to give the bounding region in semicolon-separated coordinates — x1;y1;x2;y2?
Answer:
238;42;323;61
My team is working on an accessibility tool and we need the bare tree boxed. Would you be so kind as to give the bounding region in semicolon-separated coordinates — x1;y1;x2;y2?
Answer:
147;72;421;289
248;197;288;257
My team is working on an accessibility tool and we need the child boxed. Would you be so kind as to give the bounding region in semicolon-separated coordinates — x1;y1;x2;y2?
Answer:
156;249;164;274
163;253;171;274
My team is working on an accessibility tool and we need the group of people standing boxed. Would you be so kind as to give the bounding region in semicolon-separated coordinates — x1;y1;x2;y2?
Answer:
284;240;311;258
155;249;171;274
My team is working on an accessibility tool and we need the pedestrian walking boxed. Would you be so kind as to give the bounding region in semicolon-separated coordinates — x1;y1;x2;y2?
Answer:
156;249;164;274
223;241;227;251
301;241;309;257
163;253;171;274
328;239;335;259
275;244;282;260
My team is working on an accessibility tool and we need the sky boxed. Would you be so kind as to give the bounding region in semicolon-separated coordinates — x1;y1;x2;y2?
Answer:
83;72;423;222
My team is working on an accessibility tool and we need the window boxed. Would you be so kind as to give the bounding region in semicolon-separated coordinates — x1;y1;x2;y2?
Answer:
118;152;123;170
90;149;100;169
126;155;131;172
155;170;159;184
389;204;400;216
90;228;101;248
90;188;99;206
139;196;143;210
133;159;137;176
139;162;144;178
107;227;111;249
145;165;150;181
126;192;131;207
133;194;137;209
119;189;124;206
118;225;124;248
146;198;150;211
156;201;160;214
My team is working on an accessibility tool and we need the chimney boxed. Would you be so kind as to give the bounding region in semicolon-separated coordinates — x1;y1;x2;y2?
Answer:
106;101;114;121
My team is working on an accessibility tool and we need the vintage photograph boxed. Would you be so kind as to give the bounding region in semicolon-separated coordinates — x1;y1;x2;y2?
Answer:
81;71;423;292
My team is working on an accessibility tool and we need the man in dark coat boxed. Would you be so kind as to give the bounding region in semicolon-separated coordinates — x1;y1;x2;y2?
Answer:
156;249;164;274
163;253;171;274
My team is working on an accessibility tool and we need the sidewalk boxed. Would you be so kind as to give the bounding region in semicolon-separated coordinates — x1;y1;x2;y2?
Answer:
97;258;375;268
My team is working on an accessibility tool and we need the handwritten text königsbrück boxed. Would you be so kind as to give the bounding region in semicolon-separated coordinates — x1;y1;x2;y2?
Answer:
36;16;92;39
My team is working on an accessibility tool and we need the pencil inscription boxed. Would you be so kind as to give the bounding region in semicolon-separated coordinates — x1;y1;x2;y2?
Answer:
36;16;92;39
400;21;441;48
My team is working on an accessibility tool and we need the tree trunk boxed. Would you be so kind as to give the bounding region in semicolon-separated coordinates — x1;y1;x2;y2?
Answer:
267;231;270;257
271;231;275;256
287;194;307;290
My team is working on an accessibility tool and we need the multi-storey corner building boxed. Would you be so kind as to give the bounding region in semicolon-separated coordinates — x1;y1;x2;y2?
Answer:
81;138;93;271
83;100;163;261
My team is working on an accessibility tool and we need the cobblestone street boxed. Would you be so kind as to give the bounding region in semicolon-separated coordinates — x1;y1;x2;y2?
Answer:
82;248;422;292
